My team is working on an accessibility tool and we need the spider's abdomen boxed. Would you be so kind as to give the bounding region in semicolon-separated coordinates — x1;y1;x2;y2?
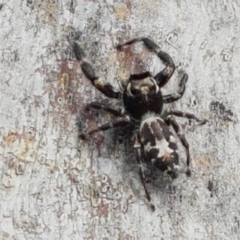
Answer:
139;116;179;178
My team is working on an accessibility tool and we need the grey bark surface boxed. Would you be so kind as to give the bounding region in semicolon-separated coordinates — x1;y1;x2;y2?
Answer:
1;0;240;239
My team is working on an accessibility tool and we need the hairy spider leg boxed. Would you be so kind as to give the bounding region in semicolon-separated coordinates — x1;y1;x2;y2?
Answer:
166;117;191;176
165;110;207;175
87;102;126;117
73;42;121;99
79;116;130;139
167;110;208;125
116;37;175;88
128;71;153;80
134;136;155;212
162;70;188;103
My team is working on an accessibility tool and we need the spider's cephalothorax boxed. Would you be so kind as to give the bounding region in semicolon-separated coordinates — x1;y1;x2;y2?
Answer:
73;37;207;211
123;72;163;120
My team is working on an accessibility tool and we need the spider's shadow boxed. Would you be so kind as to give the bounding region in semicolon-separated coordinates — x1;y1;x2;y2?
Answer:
114;125;177;205
76;109;175;204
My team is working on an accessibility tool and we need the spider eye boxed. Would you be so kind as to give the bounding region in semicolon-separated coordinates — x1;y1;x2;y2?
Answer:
131;89;141;95
150;85;156;91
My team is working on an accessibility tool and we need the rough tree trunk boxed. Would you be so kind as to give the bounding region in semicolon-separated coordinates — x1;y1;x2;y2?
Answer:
1;0;240;239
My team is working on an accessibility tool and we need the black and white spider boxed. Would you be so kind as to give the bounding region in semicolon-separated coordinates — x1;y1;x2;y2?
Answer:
73;37;207;211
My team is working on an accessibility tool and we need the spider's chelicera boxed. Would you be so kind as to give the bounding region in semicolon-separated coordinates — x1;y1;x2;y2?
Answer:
73;37;207;211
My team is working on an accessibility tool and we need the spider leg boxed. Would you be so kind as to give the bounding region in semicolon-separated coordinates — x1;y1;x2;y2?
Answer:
167;110;207;125
88;101;126;117
129;71;153;80
163;70;188;103
116;37;175;87
79;116;130;139
134;135;155;211
166;117;191;177
73;42;121;99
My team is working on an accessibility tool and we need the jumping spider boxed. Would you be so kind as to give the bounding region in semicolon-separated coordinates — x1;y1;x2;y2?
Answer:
73;37;207;211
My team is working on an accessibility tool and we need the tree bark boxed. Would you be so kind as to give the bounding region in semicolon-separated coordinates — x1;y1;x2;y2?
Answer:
1;0;240;239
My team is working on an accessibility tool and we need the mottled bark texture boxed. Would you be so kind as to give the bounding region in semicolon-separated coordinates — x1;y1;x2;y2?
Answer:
1;0;240;239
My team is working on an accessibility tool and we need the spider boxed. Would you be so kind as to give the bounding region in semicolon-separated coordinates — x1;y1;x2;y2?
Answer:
73;37;207;211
